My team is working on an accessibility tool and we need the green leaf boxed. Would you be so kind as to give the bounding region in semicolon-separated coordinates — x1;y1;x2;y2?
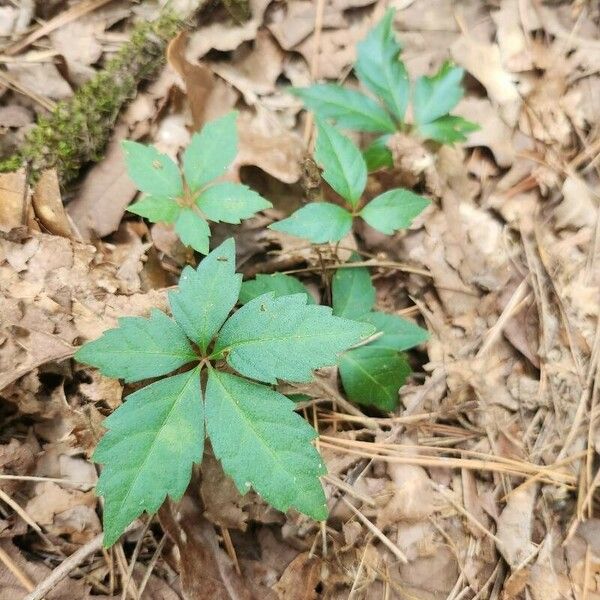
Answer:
332;263;375;320
197;182;272;224
214;292;375;384
315;119;367;207
121;141;183;199
169;238;241;352
239;273;314;305
127;195;179;223
269;203;353;243
355;8;409;122
360;189;429;235
362;311;429;351
417;115;479;144
291;85;396;134
413;62;465;125
363;135;393;172
205;369;327;520
182;112;238;192
175;208;210;254
339;347;410;411
75;309;196;383
94;368;203;547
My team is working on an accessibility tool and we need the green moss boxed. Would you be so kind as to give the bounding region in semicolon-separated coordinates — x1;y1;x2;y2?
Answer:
1;11;183;185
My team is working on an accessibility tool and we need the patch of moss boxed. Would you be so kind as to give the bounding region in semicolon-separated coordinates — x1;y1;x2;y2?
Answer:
0;11;183;185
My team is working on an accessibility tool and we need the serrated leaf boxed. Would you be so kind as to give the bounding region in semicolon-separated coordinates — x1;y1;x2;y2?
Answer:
355;8;409;122
175;208;210;254
239;273;314;305
360;189;429;235
127;195;180;223
413;62;465;125
332;263;375;320
94;368;203;546
417;115;480;143
362;311;429;351
315;120;367;207
75;309;196;383
291;84;396;133
339;347;410;411
363;135;393;172
205;369;327;520
121;141;183;199
197;182;272;224
169;238;241;352
269;202;353;243
214;293;375;384
182;111;238;192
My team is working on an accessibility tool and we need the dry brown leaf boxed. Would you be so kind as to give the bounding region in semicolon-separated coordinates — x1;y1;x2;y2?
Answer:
0;539;91;599
6;63;72;100
0;169;27;231
158;486;256;600
0;233;167;392
235;108;303;184
273;552;321;600
554;175;598;230
496;484;537;568
167;30;216;130
451;34;521;126
31;170;74;238
66;123;138;240
210;30;284;105
187;0;272;59
200;451;251;530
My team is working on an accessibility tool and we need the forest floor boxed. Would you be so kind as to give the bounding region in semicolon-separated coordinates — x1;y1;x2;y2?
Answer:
1;0;600;598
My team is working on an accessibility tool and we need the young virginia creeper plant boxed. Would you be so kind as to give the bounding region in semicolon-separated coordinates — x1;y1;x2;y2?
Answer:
291;8;479;171
123;111;271;254
75;239;375;546
269;118;430;243
240;263;428;411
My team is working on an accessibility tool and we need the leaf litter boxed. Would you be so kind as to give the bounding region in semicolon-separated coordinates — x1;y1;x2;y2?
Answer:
1;0;600;598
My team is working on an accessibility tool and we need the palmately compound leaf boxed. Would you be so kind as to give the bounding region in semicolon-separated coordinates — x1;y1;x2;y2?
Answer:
417;115;479;144
205;369;327;520
182;111;238;192
197;182;272;224
413;62;465;126
363;135;394;172
169;238;241;352
355;8;409;123
332;262;375;320
239;273;314;305
291;85;396;134
362;311;429;352
339;347;410;411
214;292;375;384
174;208;211;254
127;195;180;223
75;309;196;383
121;141;183;199
94;368;203;547
360;188;430;235
315;120;367;208
269;202;353;244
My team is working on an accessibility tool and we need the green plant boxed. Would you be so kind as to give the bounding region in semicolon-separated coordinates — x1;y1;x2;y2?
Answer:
123;112;271;254
269;119;429;243
75;238;375;546
290;8;478;171
241;263;428;410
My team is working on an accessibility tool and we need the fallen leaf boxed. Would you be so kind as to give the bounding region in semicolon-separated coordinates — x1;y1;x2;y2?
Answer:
0;169;27;231
496;484;537;568
66;124;138;240
32;170;74;238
